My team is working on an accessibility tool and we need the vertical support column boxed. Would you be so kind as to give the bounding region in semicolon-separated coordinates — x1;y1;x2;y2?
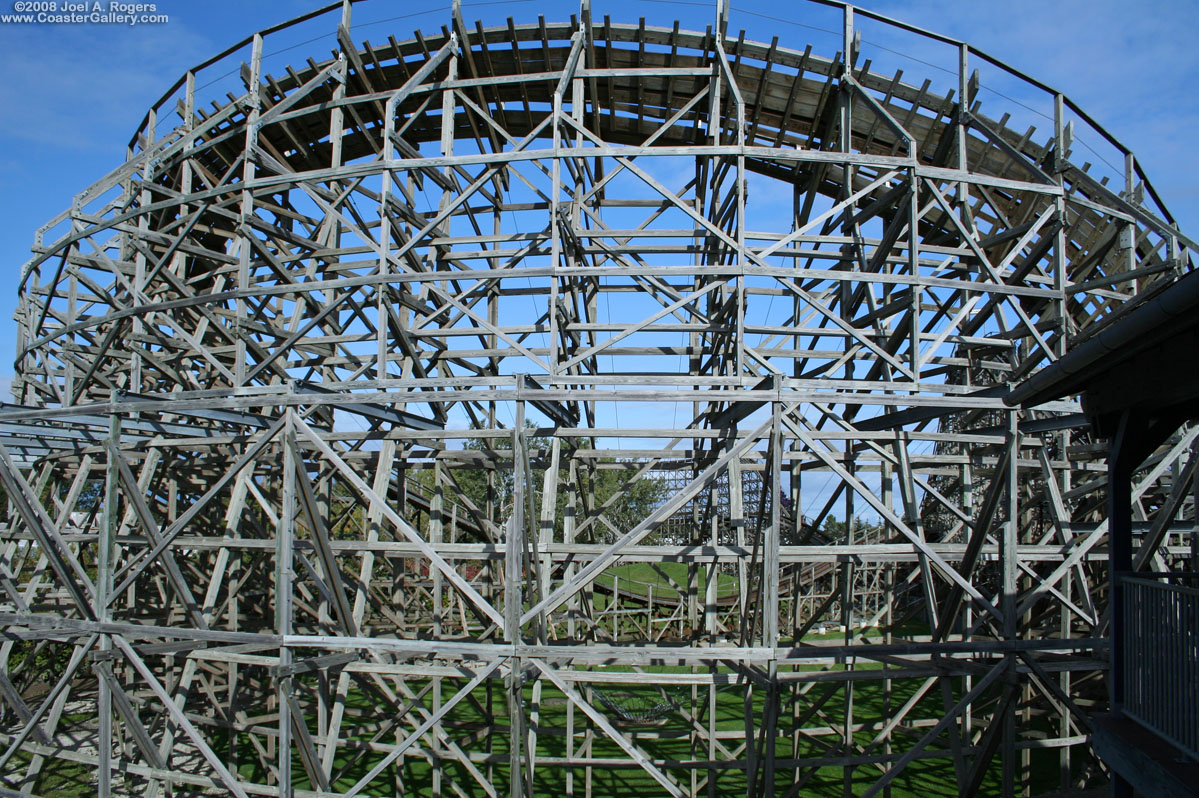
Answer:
961;455;975;747
957;44;971;214
731;439;754;790
431;459;445;797
839;2;857;418
235;34;264;388
563;41;588;791
731;451;746;636
728;18;747;380
879;453;895;798
1037;87;1071;785
956;44;975;238
1053;94;1070;359
1055;426;1074;790
1192;453;1199;574
909;172;922;376
508;383;528;797
761;381;783;795
131;109;154;394
277;413;297;797
96;412;122;798
438;7;459;434
765;382;783;645
1121;154;1138;281
179;70;196;229
169;71;198;404
840;7;855;175
691;141;705;651
564;456;577;797
538;439;561;631
440;21;458;219
548;17;568;376
528;433;559;794
1001;410;1020;798
566;7;588;428
377;12;396;386
330;0;349;291
905;34;923;381
1107;410;1137;798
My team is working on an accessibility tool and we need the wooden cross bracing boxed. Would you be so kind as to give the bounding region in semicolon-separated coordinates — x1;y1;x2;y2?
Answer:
1;2;1196;796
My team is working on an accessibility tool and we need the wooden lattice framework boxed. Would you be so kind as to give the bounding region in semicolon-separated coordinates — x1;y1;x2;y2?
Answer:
2;1;1197;796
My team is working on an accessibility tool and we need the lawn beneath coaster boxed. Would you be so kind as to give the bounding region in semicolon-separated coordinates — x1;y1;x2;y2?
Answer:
14;655;1062;797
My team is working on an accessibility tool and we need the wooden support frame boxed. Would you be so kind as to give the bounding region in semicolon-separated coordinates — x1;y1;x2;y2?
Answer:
1;1;1196;796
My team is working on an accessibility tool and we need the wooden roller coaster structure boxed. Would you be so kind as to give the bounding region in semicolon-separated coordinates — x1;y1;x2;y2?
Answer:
1;0;1197;796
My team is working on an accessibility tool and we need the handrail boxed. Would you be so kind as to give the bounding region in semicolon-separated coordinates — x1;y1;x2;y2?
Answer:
1121;575;1199;762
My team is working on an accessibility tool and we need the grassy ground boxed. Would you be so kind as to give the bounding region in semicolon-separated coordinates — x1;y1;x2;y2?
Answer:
308;664;1048;797
195;657;1057;798
5;565;1069;797
8;658;1066;798
594;562;739;599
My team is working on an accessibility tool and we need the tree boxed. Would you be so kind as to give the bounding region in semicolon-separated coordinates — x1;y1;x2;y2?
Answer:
420;426;668;543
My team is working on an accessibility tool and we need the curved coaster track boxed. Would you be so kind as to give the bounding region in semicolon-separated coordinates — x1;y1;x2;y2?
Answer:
0;1;1196;796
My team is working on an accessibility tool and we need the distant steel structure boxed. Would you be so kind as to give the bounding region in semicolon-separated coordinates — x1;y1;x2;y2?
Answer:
1;1;1196;796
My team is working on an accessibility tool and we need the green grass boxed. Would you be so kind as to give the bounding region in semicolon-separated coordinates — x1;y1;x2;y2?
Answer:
594;562;740;598
264;661;1059;797
8;659;1071;798
6;577;1071;798
8;752;94;796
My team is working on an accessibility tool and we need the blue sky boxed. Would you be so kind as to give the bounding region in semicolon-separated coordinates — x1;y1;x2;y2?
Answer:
0;0;1195;392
